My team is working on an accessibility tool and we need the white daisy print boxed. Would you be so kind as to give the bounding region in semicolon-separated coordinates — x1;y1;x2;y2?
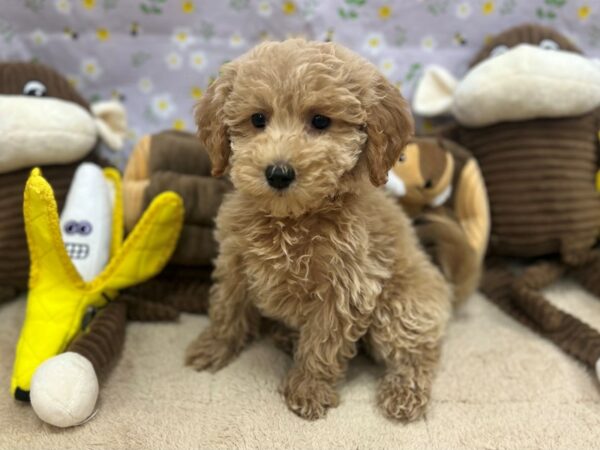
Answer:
421;35;437;52
364;32;386;55
257;1;272;16
55;0;71;14
138;77;153;93
456;2;472;19
80;58;102;80
379;58;396;77
165;52;183;70
229;32;245;48
151;94;176;119
30;30;47;46
189;51;207;71
171;27;195;49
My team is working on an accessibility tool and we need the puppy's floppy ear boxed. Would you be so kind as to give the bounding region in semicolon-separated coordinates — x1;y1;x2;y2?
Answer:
195;63;237;177
364;76;414;186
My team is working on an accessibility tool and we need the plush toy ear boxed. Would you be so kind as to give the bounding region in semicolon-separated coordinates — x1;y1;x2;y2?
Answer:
364;75;414;186
91;100;127;151
194;63;237;177
412;65;458;117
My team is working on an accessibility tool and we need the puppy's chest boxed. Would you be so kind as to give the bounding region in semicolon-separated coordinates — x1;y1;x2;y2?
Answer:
241;219;362;325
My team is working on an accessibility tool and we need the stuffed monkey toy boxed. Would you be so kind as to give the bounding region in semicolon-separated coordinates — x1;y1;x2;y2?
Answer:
385;137;490;304
413;24;600;378
0;62;126;302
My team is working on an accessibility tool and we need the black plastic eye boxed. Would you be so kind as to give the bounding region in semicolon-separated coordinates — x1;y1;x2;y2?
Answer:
424;180;433;189
63;220;79;235
311;114;331;130
251;113;267;129
23;80;47;97
79;221;93;235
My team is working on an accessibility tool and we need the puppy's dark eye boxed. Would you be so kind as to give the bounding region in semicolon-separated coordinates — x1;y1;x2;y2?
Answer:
23;80;47;97
311;114;331;130
251;113;267;129
399;153;406;162
424;180;433;189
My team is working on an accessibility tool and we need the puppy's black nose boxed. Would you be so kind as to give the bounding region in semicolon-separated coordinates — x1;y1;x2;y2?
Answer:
265;164;295;190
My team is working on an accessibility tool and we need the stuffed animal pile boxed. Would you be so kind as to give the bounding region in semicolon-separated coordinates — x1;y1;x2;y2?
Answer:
0;62;194;428
414;23;600;379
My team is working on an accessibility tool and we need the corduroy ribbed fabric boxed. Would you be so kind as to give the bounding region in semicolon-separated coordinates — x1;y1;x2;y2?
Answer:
68;301;127;375
457;109;600;259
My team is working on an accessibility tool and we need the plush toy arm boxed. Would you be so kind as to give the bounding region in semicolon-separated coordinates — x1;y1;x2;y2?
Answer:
29;301;127;428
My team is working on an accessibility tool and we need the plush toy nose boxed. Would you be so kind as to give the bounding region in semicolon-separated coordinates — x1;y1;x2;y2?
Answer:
265;164;295;190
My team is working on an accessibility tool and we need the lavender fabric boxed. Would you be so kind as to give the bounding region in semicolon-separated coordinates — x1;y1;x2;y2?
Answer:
1;0;599;162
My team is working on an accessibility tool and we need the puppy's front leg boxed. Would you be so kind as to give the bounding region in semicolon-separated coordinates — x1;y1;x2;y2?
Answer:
282;309;360;421
368;258;451;422
185;254;259;372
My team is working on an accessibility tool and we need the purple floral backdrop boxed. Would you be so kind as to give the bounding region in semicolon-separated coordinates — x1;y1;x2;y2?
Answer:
1;0;599;165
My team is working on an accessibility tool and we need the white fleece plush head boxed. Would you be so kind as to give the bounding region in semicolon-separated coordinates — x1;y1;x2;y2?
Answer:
413;24;600;127
0;62;127;174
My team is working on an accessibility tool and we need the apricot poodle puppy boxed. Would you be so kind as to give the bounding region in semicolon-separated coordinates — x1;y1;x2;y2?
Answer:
186;39;452;422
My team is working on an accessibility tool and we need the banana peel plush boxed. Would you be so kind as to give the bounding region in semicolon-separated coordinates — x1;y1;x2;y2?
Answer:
11;164;183;427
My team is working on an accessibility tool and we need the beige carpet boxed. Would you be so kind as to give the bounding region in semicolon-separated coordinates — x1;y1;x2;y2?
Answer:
2;283;600;449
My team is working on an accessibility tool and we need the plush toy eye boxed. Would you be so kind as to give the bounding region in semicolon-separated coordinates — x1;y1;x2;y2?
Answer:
251;113;267;129
63;220;79;235
539;39;559;50
398;153;406;162
490;45;508;58
23;80;47;97
78;221;93;235
311;114;331;130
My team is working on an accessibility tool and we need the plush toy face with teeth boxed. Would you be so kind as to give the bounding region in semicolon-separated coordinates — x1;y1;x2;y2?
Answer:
59;163;113;282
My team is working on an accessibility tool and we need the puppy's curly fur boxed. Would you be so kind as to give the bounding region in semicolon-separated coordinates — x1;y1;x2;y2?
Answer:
186;40;452;422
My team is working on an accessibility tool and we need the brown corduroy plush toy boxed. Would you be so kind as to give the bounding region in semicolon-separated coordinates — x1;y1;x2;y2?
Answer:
121;130;233;313
413;24;600;379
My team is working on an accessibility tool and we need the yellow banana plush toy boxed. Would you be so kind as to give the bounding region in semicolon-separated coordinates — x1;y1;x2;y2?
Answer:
11;164;183;426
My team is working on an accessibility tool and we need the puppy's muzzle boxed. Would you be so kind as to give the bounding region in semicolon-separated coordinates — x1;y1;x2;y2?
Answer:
265;164;295;190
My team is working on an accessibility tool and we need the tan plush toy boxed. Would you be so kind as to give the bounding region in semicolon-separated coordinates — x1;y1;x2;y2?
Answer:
385;137;490;303
413;23;600;379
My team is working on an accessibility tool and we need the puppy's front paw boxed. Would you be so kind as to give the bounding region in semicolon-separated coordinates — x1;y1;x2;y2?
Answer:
282;369;339;421
185;328;238;372
377;373;430;423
